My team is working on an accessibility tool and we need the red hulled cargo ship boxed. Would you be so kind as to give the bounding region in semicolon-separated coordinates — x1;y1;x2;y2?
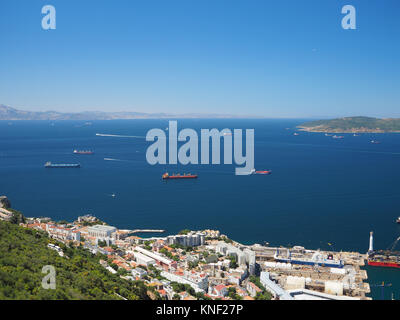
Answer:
367;232;400;269
367;260;400;268
162;173;198;180
255;170;272;175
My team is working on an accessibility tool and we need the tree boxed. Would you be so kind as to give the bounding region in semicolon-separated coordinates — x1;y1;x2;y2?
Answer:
173;293;180;300
228;256;238;269
178;229;191;235
98;240;107;247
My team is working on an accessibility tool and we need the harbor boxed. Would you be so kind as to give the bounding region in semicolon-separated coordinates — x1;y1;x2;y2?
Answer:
250;244;370;299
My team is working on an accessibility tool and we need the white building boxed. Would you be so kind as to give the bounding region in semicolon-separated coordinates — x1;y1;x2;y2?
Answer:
288;288;361;300
87;225;117;238
160;270;208;293
166;232;205;247
131;267;148;279
46;224;81;242
216;242;251;267
134;246;177;270
260;272;294;300
243;248;256;275
133;252;156;267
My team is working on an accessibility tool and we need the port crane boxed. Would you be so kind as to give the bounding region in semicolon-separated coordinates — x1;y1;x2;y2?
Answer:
370;282;392;300
386;236;400;252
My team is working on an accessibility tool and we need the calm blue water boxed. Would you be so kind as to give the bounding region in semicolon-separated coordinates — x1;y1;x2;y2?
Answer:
1;119;400;299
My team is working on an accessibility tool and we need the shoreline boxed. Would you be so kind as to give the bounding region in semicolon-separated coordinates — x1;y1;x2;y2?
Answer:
297;127;400;134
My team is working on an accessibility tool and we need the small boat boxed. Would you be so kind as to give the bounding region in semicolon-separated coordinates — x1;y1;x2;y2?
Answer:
293;133;299;136
396;217;400;224
371;140;380;144
332;135;344;139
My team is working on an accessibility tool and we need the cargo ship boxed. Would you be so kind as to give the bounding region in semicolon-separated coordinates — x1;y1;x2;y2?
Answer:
255;170;271;175
73;150;94;155
249;169;272;175
45;162;80;168
367;232;400;268
162;173;197;179
367;259;400;268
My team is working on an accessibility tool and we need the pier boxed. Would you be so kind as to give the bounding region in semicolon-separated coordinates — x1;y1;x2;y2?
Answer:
118;229;165;239
122;229;165;234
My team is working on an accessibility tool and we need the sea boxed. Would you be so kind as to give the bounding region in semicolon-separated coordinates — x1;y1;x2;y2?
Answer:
1;119;399;300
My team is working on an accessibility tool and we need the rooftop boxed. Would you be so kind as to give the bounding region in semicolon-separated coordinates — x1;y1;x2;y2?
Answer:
88;225;116;232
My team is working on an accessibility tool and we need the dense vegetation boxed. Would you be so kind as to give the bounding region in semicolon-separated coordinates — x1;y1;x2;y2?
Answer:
0;220;150;300
6;208;25;224
298;116;400;133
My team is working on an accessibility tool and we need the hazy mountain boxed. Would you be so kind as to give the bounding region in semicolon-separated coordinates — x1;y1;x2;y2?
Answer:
0;105;245;120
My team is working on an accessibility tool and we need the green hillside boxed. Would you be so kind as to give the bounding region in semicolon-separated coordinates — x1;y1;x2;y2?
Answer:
298;116;400;133
0;220;150;300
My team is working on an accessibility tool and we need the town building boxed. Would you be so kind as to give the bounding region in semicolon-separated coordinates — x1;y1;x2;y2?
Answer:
246;281;262;297
87;225;117;238
260;272;293;300
135;246;177;270
166;232;205;247
131;267;148;279
46;224;81;242
160;270;208;293
133;252;156;267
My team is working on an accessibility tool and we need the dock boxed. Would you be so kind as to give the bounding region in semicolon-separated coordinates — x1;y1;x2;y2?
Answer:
249;244;371;299
120;229;165;234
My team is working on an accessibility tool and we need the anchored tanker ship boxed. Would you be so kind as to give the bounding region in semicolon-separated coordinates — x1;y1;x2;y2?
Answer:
162;173;197;180
44;162;80;168
73;150;94;155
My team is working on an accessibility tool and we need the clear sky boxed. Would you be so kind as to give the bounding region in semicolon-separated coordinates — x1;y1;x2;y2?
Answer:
0;0;399;118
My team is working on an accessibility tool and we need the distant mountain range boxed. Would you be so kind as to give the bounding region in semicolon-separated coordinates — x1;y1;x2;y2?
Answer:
298;116;400;133
0;105;246;120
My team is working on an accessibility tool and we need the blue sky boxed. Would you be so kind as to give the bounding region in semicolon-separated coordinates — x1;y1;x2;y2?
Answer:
0;0;399;117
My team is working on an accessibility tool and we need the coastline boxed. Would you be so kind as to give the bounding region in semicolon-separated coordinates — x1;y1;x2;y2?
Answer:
0;205;372;301
297;127;400;133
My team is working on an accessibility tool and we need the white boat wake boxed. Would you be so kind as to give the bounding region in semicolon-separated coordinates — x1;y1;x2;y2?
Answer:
104;158;129;162
96;133;145;138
